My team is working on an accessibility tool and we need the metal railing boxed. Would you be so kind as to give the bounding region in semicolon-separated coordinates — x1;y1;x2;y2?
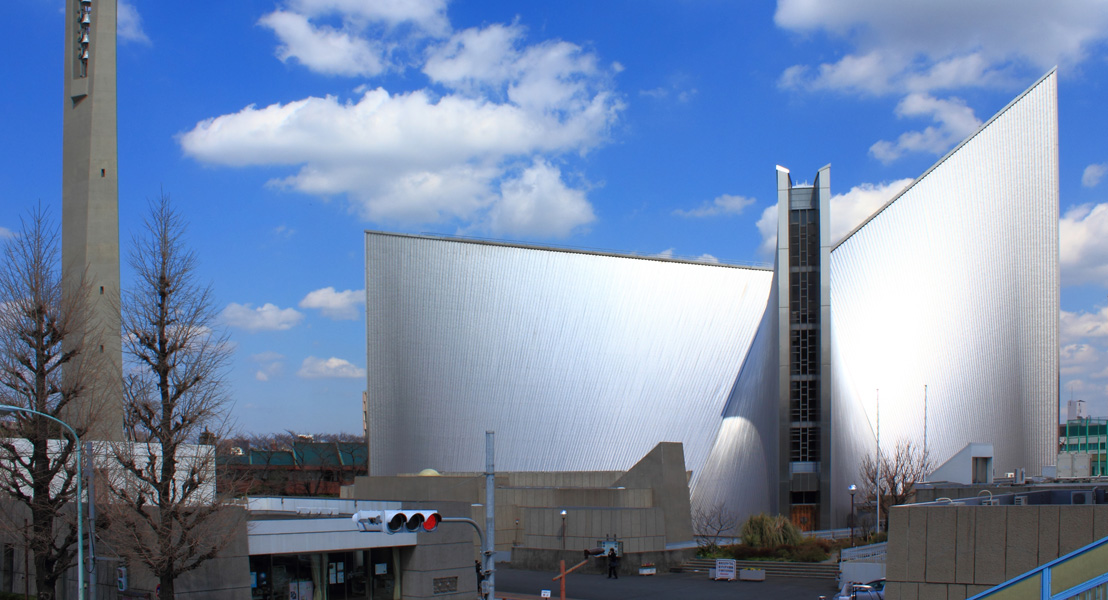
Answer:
970;535;1108;600
840;542;887;563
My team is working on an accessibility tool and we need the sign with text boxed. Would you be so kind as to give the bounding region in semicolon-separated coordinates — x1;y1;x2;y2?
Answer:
714;559;737;581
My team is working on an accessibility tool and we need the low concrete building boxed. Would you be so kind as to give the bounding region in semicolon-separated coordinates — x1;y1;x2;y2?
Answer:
928;443;995;486
342;442;696;571
5;497;475;600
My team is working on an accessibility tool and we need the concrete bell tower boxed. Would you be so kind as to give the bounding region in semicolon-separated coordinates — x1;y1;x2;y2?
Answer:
63;0;122;440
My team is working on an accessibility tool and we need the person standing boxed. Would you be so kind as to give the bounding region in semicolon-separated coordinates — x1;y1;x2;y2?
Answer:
607;548;620;579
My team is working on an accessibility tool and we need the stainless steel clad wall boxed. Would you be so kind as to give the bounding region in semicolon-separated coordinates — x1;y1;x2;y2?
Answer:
365;234;774;479
363;70;1060;527
828;71;1059;523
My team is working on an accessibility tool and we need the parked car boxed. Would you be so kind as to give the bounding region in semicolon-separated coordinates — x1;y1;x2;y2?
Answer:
826;578;885;600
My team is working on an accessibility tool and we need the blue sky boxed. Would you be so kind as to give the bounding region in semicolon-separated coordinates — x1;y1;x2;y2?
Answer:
3;0;1108;433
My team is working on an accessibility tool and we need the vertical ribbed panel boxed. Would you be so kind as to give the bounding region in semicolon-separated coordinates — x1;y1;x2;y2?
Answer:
365;234;774;477
692;274;780;517
829;72;1059;523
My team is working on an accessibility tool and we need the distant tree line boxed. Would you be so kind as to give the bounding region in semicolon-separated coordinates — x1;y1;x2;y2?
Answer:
217;430;368;497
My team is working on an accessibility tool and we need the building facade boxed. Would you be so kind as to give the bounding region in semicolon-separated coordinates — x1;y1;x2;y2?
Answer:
776;165;834;528
363;71;1060;530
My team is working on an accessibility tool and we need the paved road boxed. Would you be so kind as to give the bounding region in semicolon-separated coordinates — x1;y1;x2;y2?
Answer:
495;567;839;600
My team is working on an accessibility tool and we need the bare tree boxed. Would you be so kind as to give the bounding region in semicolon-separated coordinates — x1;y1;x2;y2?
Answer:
858;438;933;523
102;196;241;600
0;206;104;600
692;502;738;556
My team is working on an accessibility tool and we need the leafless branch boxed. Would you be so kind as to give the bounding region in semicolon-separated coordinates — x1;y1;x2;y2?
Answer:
101;195;240;600
0;205;107;600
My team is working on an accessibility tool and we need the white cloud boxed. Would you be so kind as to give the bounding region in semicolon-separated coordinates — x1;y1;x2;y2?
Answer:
260;11;386;77
486;159;594;237
1061;307;1108;345
673;194;756;218
776;0;1108;95
696;254;719;264
287;0;449;35
182;17;621;238
222;302;304;331
273;225;296;238
829;179;914;243
258;0;448;77
299;287;365;320
0;227;13;240
117;1;151;45
1061;343;1101;376
297;356;366;379
251;351;285;381
654;248;674;259
638;84;698;103
756;178;913;254
1060;203;1108;286
869;94;981;163
776;1;1108;165
1060;309;1108;412
755;204;779;256
1083;163;1107;188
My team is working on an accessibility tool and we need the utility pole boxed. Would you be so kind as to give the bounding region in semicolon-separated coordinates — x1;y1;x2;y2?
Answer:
86;442;97;600
485;431;496;600
875;389;881;533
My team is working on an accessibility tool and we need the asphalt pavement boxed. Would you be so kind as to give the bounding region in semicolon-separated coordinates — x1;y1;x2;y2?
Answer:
495;566;840;600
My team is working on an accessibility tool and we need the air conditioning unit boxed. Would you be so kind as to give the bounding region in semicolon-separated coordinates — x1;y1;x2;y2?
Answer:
1071;491;1093;505
1014;496;1029;506
982;498;1001;506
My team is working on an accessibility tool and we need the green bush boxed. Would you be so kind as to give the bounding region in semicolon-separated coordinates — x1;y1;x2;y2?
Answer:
0;593;36;600
740;513;802;548
788;540;830;562
718;539;830;563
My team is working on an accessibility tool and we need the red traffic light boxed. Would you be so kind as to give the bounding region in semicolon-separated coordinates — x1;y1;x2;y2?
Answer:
382;510;442;534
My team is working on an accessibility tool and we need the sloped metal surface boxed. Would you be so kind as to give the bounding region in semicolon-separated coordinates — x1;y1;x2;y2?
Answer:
828;71;1059;523
365;235;774;477
691;270;780;517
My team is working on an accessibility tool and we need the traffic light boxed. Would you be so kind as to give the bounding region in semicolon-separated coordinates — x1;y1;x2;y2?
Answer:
352;509;442;534
116;566;128;592
383;510;442;534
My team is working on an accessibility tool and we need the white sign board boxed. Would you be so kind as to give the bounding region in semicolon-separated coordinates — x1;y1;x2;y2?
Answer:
714;559;737;581
541;590;551;598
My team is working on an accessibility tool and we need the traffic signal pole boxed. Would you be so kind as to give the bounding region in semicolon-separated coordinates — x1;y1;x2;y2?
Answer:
350;431;497;599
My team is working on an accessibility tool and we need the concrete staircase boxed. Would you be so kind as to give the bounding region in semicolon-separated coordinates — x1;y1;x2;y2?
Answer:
675;558;839;580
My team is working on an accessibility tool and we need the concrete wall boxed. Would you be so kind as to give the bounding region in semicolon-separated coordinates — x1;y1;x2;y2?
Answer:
509;547;697;574
343;442;694;556
520;507;666;554
884;503;1108;600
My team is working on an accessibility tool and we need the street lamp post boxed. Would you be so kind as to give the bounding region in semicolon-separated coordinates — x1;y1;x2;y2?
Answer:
560;510;567;550
848;484;857;546
0;404;85;600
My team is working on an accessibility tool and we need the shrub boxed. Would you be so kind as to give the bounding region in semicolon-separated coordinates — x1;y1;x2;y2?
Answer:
788;540;830;562
740;513;803;548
